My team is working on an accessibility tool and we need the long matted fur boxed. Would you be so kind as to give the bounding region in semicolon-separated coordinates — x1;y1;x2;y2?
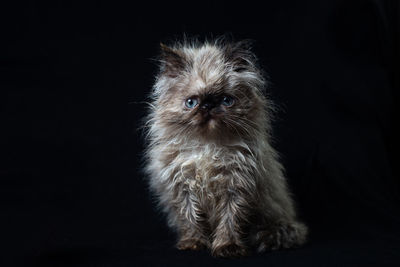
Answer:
143;38;307;257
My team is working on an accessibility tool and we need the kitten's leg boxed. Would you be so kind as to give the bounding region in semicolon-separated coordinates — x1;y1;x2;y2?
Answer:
211;181;253;258
176;221;209;251
170;184;210;251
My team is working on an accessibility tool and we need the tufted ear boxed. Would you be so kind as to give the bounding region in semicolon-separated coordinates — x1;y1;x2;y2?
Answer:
159;43;187;78
223;40;255;72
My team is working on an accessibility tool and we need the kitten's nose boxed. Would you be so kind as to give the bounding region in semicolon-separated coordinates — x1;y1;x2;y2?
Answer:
200;99;217;111
201;102;212;110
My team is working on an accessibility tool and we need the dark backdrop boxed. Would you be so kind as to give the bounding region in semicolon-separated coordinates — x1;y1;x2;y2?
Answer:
1;0;399;266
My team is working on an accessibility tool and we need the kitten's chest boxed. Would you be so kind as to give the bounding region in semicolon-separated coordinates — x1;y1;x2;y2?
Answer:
178;146;231;192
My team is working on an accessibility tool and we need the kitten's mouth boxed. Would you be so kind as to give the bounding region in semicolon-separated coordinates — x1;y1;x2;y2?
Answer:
207;118;217;130
200;115;218;130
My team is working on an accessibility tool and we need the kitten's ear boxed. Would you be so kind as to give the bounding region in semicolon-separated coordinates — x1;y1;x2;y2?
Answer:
159;43;187;78
223;40;255;72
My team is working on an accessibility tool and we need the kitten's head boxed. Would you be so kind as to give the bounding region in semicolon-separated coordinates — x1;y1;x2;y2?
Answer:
150;39;270;143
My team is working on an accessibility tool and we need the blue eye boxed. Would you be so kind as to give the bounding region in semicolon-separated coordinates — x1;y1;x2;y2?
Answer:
185;98;198;108
221;95;234;106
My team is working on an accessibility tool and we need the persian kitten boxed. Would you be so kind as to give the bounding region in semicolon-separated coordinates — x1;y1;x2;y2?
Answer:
144;38;307;257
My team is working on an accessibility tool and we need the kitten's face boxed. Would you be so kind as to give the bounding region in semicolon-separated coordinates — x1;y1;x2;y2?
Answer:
154;42;265;141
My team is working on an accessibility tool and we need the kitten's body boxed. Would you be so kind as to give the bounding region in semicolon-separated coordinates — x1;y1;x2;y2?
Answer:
144;39;307;257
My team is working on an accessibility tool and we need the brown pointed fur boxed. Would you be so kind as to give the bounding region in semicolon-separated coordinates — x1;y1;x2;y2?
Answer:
143;38;308;258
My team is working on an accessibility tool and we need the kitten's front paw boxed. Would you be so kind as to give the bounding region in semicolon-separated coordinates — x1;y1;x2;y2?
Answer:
176;238;208;251
256;222;308;252
211;243;249;258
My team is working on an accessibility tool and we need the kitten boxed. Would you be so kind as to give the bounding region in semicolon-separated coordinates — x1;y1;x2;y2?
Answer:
144;38;307;258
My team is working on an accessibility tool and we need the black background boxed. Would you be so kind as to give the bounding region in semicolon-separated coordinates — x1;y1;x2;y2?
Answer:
1;0;400;266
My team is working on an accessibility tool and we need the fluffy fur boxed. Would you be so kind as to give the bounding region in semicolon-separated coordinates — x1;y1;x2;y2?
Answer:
143;38;307;258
